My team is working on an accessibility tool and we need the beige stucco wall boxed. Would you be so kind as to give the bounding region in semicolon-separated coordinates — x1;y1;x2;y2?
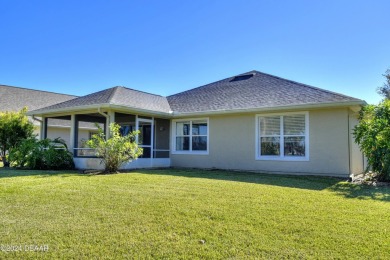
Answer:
171;108;363;177
349;113;365;174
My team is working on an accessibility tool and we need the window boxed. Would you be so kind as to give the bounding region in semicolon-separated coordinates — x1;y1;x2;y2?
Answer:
172;119;209;154
256;112;309;161
119;124;134;136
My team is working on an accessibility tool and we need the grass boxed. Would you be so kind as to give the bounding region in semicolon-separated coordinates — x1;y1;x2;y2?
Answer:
0;168;389;259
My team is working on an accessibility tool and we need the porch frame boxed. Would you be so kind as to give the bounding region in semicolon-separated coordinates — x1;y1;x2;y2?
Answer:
40;109;171;169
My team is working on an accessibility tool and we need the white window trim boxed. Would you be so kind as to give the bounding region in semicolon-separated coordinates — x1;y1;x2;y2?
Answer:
171;118;209;155
255;111;309;161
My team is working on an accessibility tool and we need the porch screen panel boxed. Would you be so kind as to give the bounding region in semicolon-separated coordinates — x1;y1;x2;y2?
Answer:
154;118;170;158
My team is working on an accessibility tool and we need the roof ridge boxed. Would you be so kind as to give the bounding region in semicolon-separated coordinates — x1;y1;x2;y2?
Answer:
252;71;362;100
169;70;361;101
0;84;78;98
107;86;120;104
117;86;167;98
167;71;251;98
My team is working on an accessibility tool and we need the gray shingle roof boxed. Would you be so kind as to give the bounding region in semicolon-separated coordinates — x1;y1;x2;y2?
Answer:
32;86;172;114
167;70;363;113
0;85;77;112
28;70;364;116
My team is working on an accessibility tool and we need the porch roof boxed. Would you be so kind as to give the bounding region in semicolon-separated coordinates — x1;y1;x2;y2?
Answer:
29;86;172;116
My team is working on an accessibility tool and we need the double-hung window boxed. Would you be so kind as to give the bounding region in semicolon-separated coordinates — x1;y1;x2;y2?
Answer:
173;119;209;154
256;112;309;161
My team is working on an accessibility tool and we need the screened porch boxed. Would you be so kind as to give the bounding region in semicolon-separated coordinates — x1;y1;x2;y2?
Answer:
41;111;171;170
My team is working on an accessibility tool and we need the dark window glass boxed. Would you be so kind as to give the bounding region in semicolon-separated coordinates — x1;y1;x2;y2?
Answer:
284;137;305;156
192;136;207;151
260;137;280;156
192;121;207;135
176;137;189;151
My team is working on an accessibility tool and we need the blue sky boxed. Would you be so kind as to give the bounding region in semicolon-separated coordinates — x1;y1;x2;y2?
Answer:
1;0;389;104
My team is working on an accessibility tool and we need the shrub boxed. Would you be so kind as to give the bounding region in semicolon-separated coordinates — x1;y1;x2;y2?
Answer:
86;123;142;173
0;107;34;167
353;100;390;181
9;137;74;170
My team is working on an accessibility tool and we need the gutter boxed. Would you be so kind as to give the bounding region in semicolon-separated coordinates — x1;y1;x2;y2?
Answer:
26;100;365;118
27;103;173;118
170;100;366;118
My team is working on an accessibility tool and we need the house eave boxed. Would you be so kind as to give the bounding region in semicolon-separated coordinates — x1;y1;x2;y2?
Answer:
171;100;366;117
27;103;173;118
27;100;365;118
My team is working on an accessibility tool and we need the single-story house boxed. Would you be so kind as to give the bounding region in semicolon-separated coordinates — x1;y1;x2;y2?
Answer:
27;70;366;177
0;84;97;146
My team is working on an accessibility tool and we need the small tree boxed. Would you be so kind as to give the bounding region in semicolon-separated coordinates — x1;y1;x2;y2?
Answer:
354;100;390;181
86;123;143;173
354;70;390;181
0;107;34;167
377;69;390;99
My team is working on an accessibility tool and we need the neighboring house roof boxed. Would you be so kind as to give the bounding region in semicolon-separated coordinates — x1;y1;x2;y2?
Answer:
167;70;363;114
0;84;77;112
28;70;365;117
32;86;172;114
0;85;81;127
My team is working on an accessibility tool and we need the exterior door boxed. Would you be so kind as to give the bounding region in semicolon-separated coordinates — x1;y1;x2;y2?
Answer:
137;118;153;158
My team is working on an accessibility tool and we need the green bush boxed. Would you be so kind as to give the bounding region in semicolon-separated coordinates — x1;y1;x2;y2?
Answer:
353;100;390;181
0;107;34;167
86;123;142;173
9;137;74;170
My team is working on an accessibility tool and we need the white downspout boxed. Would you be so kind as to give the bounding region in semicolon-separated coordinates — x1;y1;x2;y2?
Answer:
32;116;42;123
32;116;43;140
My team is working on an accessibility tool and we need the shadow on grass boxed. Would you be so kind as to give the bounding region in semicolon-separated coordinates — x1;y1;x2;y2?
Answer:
0;168;81;178
327;182;390;202
137;168;390;202
137;168;342;190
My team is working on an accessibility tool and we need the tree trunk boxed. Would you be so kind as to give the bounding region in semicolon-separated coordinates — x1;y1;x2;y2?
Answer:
1;156;9;167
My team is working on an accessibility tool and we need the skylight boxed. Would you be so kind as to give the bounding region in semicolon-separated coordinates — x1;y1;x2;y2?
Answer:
230;74;254;82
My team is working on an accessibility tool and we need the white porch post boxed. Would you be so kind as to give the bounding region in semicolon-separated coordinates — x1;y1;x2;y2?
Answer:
151;117;154;160
108;111;115;125
105;111;115;138
135;115;139;144
69;114;76;154
40;116;46;140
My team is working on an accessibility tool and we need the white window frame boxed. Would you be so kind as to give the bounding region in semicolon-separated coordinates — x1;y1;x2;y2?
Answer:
171;118;209;155
255;112;309;161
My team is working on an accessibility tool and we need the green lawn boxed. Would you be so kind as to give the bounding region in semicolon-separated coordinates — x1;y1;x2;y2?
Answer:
0;168;389;259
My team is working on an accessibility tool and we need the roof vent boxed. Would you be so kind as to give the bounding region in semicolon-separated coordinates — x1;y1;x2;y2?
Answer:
230;74;254;82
